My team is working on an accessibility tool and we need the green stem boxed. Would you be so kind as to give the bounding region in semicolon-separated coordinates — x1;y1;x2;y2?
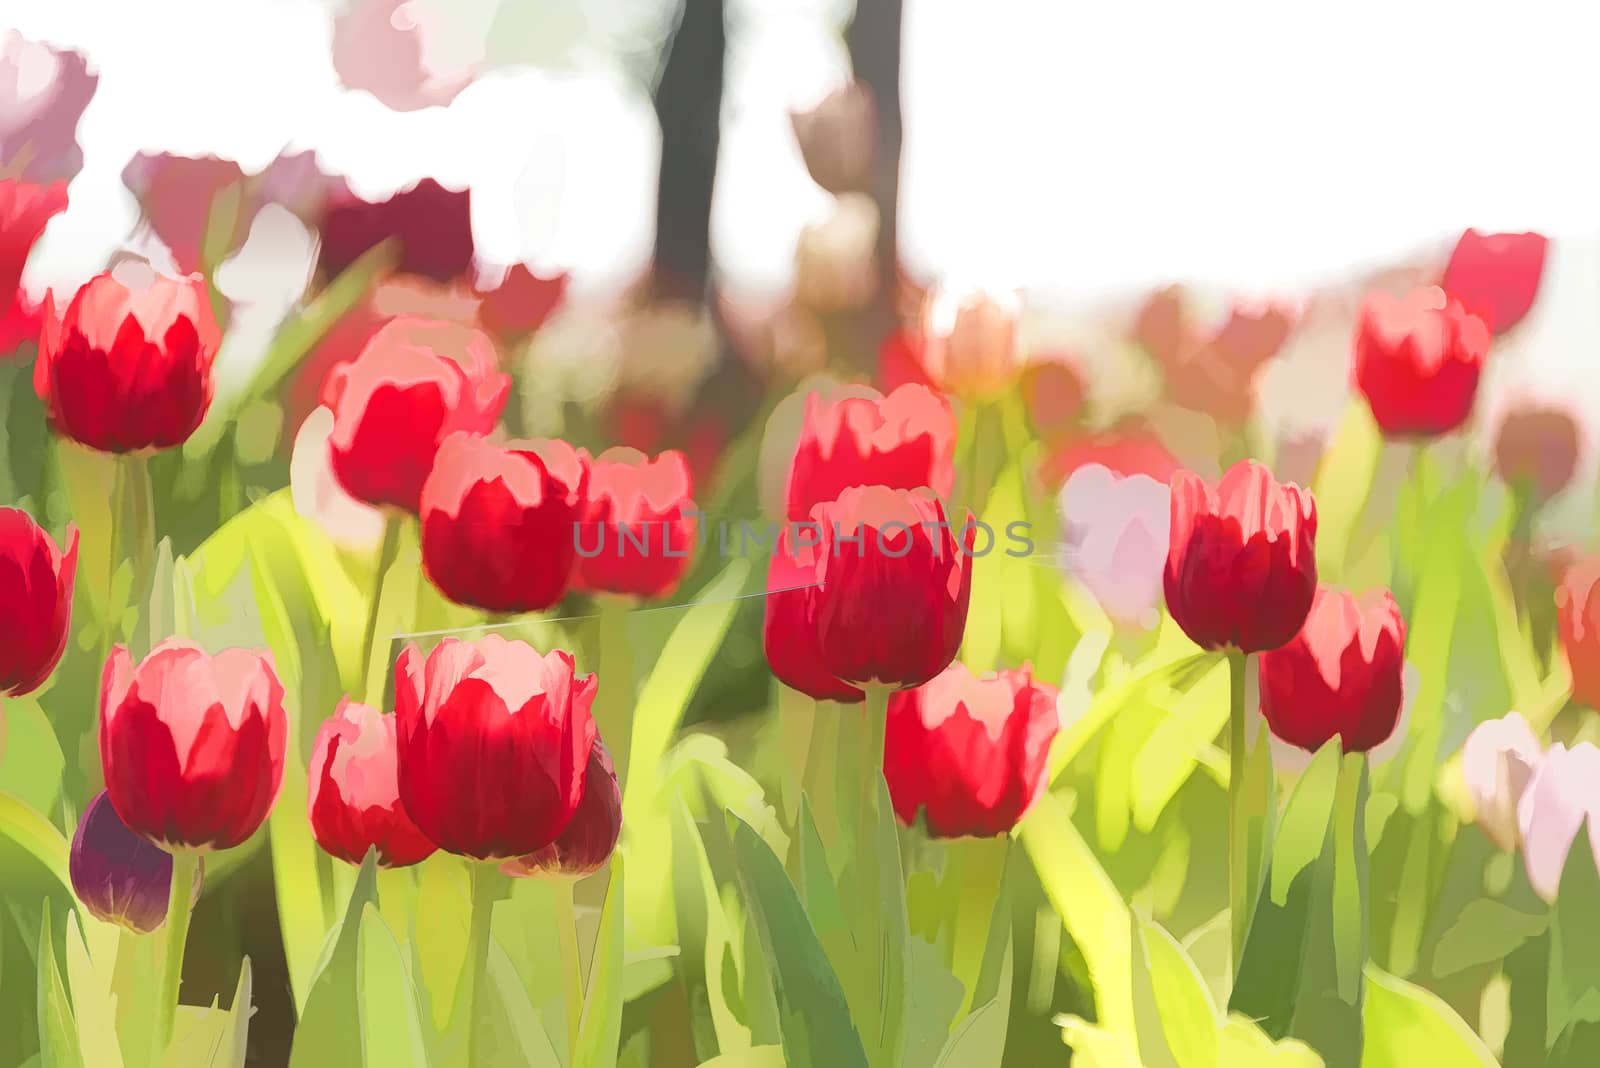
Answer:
778;683;817;828
460;863;501;1067
554;879;586;1057
115;453;158;653
154;850;200;1060
948;834;1009;1015
360;516;404;706
594;595;635;784
859;686;891;851
1228;649;1249;971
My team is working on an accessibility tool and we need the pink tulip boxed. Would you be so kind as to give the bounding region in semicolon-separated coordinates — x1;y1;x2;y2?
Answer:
1517;741;1600;903
1461;712;1542;851
1057;464;1171;629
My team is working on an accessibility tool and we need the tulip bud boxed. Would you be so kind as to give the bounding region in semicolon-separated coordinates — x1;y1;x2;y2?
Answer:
317;178;473;283
1461;712;1543;851
1494;404;1580;503
1057;465;1170;630
793;194;880;312
0;32;98;183
1517;742;1600;903
476;265;568;340
0;509;76;697
800;487;972;691
789;80;876;195
99;640;288;851
34;265;220;452
573;448;697;599
322;315;510;511
1164;460;1317;653
785;383;956;522
502;740;621;879
920;282;1022;400
1353;287;1490;438
308;700;436;868
395;636;598;860
1441;229;1547;335
0;177;67;300
70;791;202;933
1257;585;1406;753
1556;556;1600;711
420;433;587;613
883;663;1059;838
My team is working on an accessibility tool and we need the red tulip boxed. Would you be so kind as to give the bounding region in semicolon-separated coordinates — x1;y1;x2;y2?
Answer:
0;509;76;696
883;662;1059;837
99;640;287;851
786;384;956;521
420;433;587;613
1494;404;1580;502
763;520;865;703
308;699;436;868
1165;460;1317;653
878;327;936;393
800;486;972;690
1353;287;1490;438
1258;585;1406;753
1557;556;1600;711
502;740;621;879
0;285;43;355
1440;229;1547;335
34;268;220;452
318;177;473;282
322;315;510;511
573;447;697;599
71;790;200;933
394;636;597;859
477;265;568;339
0;177;66;300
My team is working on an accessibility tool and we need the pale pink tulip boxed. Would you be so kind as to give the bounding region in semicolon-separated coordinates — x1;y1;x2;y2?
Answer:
1462;712;1543;851
1517;741;1600;903
1057;464;1171;629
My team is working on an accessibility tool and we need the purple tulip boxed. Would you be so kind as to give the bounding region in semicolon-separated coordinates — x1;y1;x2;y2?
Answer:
69;790;201;933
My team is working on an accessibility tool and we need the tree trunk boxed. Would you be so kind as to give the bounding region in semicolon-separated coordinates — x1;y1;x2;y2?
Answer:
652;0;726;304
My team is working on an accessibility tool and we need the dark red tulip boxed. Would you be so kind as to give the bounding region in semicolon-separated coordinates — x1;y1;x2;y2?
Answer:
785;384;956;521
0;178;66;300
100;640;287;851
502;740;621;879
70;790;200;933
0;509;76;696
1557;556;1600;712
803;487;972;690
308;699;437;868
477;265;568;339
318;177;473;282
34;268;220;452
763;520;865;703
394;636;597;859
1165;460;1317;653
1353;287;1490;438
1258;585;1406;753
1494;404;1580;503
883;662;1060;837
420;433;587;612
573;447;697;599
1441;229;1547;335
322;315;509;511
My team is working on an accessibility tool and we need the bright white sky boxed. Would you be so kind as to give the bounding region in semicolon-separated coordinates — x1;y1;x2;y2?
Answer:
7;0;1600;303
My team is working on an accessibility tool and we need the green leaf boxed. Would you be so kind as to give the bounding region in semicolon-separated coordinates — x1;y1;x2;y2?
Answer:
1216;1015;1327;1067
574;863;626;1068
0;697;65;816
1430;898;1548;979
730;816;868;1068
1312;401;1383;581
1131;912;1218;1068
693;1047;786;1068
1018;791;1134;1042
1548;828;1600;1051
1362;965;1497;1067
622;558;752;822
932;999;1007;1068
289;852;379;1068
1130;659;1230;832
359;905;428;1068
36;904;84;1068
1230;745;1367;1066
1048;651;1214;783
